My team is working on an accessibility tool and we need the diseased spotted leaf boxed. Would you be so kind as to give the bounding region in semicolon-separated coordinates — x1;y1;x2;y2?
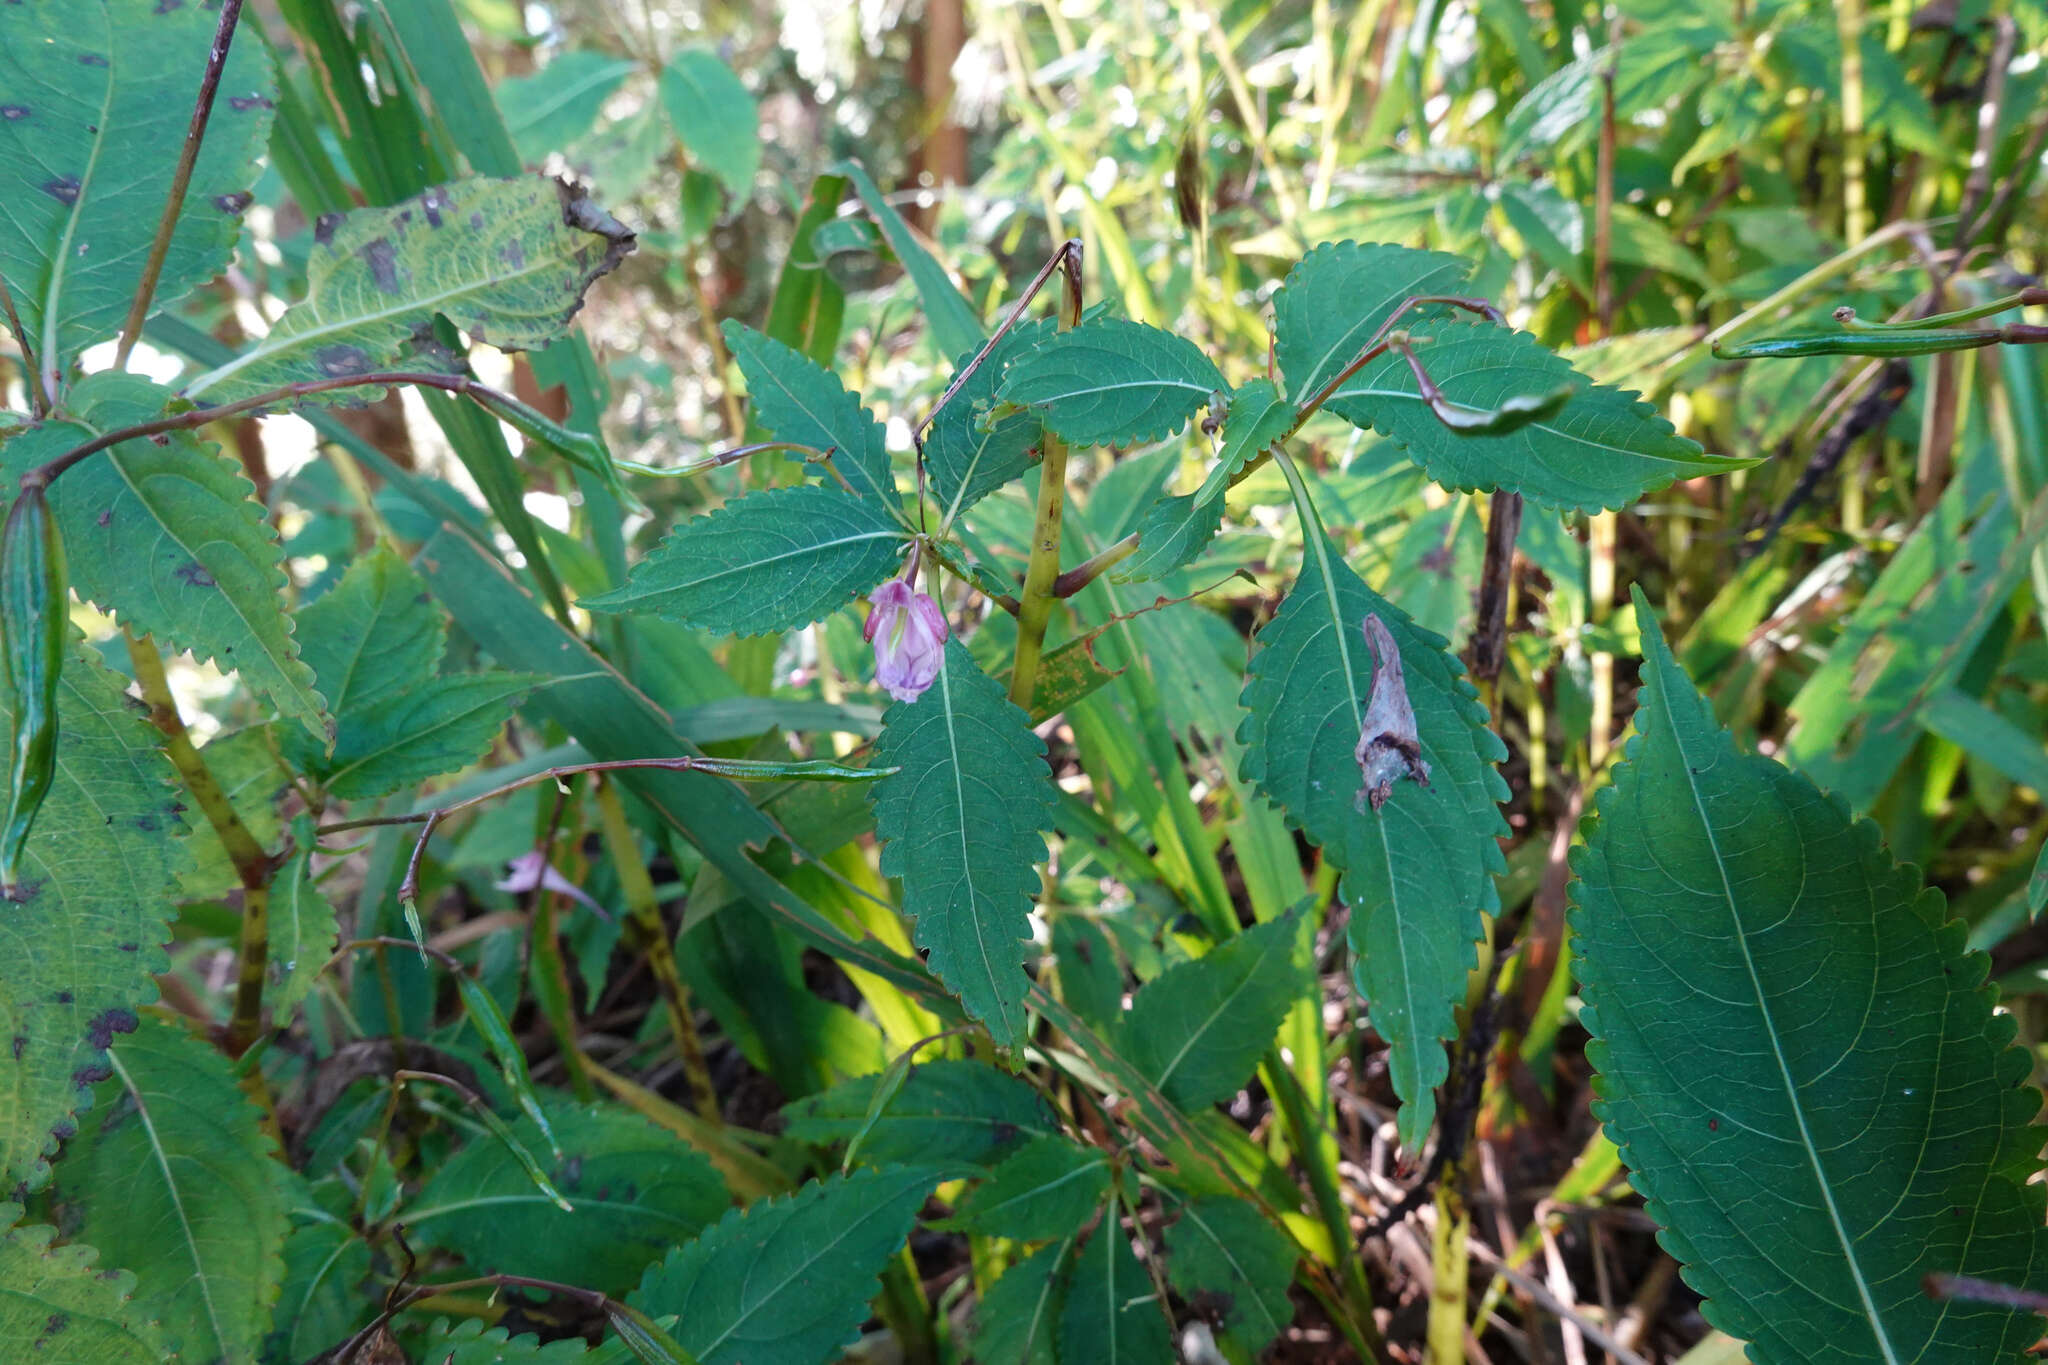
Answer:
0;1214;163;1362
869;640;1057;1046
660;48;760;199
1124;909;1304;1111
972;1240;1071;1365
999;319;1227;446
1162;1197;1296;1357
627;1165;937;1365
1237;537;1507;1147
0;0;273;381
783;1059;1064;1170
1272;241;1752;513
925;319;1053;524
1570;589;2048;1364
1059;1220;1172;1365
51;1016;289;1365
185;177;633;402
722;322;895;503
1;373;329;738
946;1137;1111;1241
407;1102;729;1298
0;641;182;1192
581;485;907;634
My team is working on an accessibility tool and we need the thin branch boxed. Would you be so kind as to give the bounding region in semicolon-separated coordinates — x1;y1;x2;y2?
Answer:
1288;294;1505;429
0;274;44;417
913;238;1084;455
114;0;248;367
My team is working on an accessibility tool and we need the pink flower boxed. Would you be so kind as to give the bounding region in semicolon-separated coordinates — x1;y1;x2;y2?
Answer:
497;848;611;920
865;578;948;703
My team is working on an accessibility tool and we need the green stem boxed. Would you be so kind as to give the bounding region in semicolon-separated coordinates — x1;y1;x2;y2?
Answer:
128;628;274;1052
1008;432;1072;709
594;779;722;1125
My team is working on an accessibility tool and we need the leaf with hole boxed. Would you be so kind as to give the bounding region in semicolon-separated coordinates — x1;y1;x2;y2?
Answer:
1571;588;2048;1364
0;0;273;381
869;640;1057;1046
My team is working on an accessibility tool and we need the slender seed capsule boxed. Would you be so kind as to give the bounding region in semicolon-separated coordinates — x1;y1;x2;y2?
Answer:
0;482;65;897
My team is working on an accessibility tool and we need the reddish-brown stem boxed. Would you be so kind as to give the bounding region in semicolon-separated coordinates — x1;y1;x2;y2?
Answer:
114;0;247;368
1289;294;1506;428
912;238;1085;456
24;370;544;491
0;274;43;417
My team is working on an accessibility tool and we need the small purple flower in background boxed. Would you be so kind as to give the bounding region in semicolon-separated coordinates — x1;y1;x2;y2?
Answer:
866;577;948;703
1355;613;1431;813
497;848;611;920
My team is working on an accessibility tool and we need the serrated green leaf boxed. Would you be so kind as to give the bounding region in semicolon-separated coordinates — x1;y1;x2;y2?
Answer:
264;1206;370;1365
1125;910;1304;1111
660;48;759;199
1237;537;1507;1147
293;550;446;715
947;1137;1111;1241
1049;916;1126;1035
0;1214;163;1362
267;825;337;1017
1059;1220;1172;1365
581;486;906;634
427;1317;632;1364
0;0;272;380
1112;379;1291;584
52;1016;289;1365
1273;241;1750;513
499;50;639;163
312;672;536;801
2;373;328;738
972;1240;1071;1365
925;320;1053;525
185;176;633;401
999;319;1227;446
722;322;895;503
407;1101;730;1297
628;1165;937;1365
0;642;181;1191
1161;1197;1295;1357
1570;587;2048;1365
869;640;1056;1045
783;1058;1062;1169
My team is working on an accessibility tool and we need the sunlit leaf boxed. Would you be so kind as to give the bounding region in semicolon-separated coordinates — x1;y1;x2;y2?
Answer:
660;48;759;199
1000;319;1228;446
722;322;895;503
925;319;1053;524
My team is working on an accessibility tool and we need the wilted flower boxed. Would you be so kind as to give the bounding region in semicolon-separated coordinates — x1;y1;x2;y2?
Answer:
497;848;611;920
865;577;948;703
1355;613;1431;813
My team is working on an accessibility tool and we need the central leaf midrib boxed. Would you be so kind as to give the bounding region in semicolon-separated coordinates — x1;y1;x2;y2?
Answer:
109;1050;231;1356
932;656;1012;1037
702;1191;906;1356
1656;678;1901;1365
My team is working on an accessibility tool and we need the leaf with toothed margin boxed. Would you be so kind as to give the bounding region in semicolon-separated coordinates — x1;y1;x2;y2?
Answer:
924;319;1053;523
268;820;337;1018
868;640;1057;1047
1272;241;1752;513
1;372;330;739
0;1211;164;1361
1236;538;1506;1148
627;1166;939;1365
580;485;908;634
1114;378;1292;584
998;318;1228;447
0;0;274;382
1569;588;2048;1365
1162;1196;1296;1359
183;176;634;402
48;1015;290;1365
0;639;182;1192
722;322;896;504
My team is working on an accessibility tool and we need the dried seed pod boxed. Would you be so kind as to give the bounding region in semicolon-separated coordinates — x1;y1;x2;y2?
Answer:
1354;613;1430;813
0;482;66;894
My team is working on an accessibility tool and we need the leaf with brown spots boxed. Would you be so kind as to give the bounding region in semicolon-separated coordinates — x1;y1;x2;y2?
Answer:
185;176;634;403
0;373;331;740
47;1016;288;1364
0;0;272;384
0;1213;164;1361
0;637;181;1192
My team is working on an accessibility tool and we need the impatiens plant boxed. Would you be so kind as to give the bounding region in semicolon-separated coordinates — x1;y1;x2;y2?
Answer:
2;2;2045;1364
